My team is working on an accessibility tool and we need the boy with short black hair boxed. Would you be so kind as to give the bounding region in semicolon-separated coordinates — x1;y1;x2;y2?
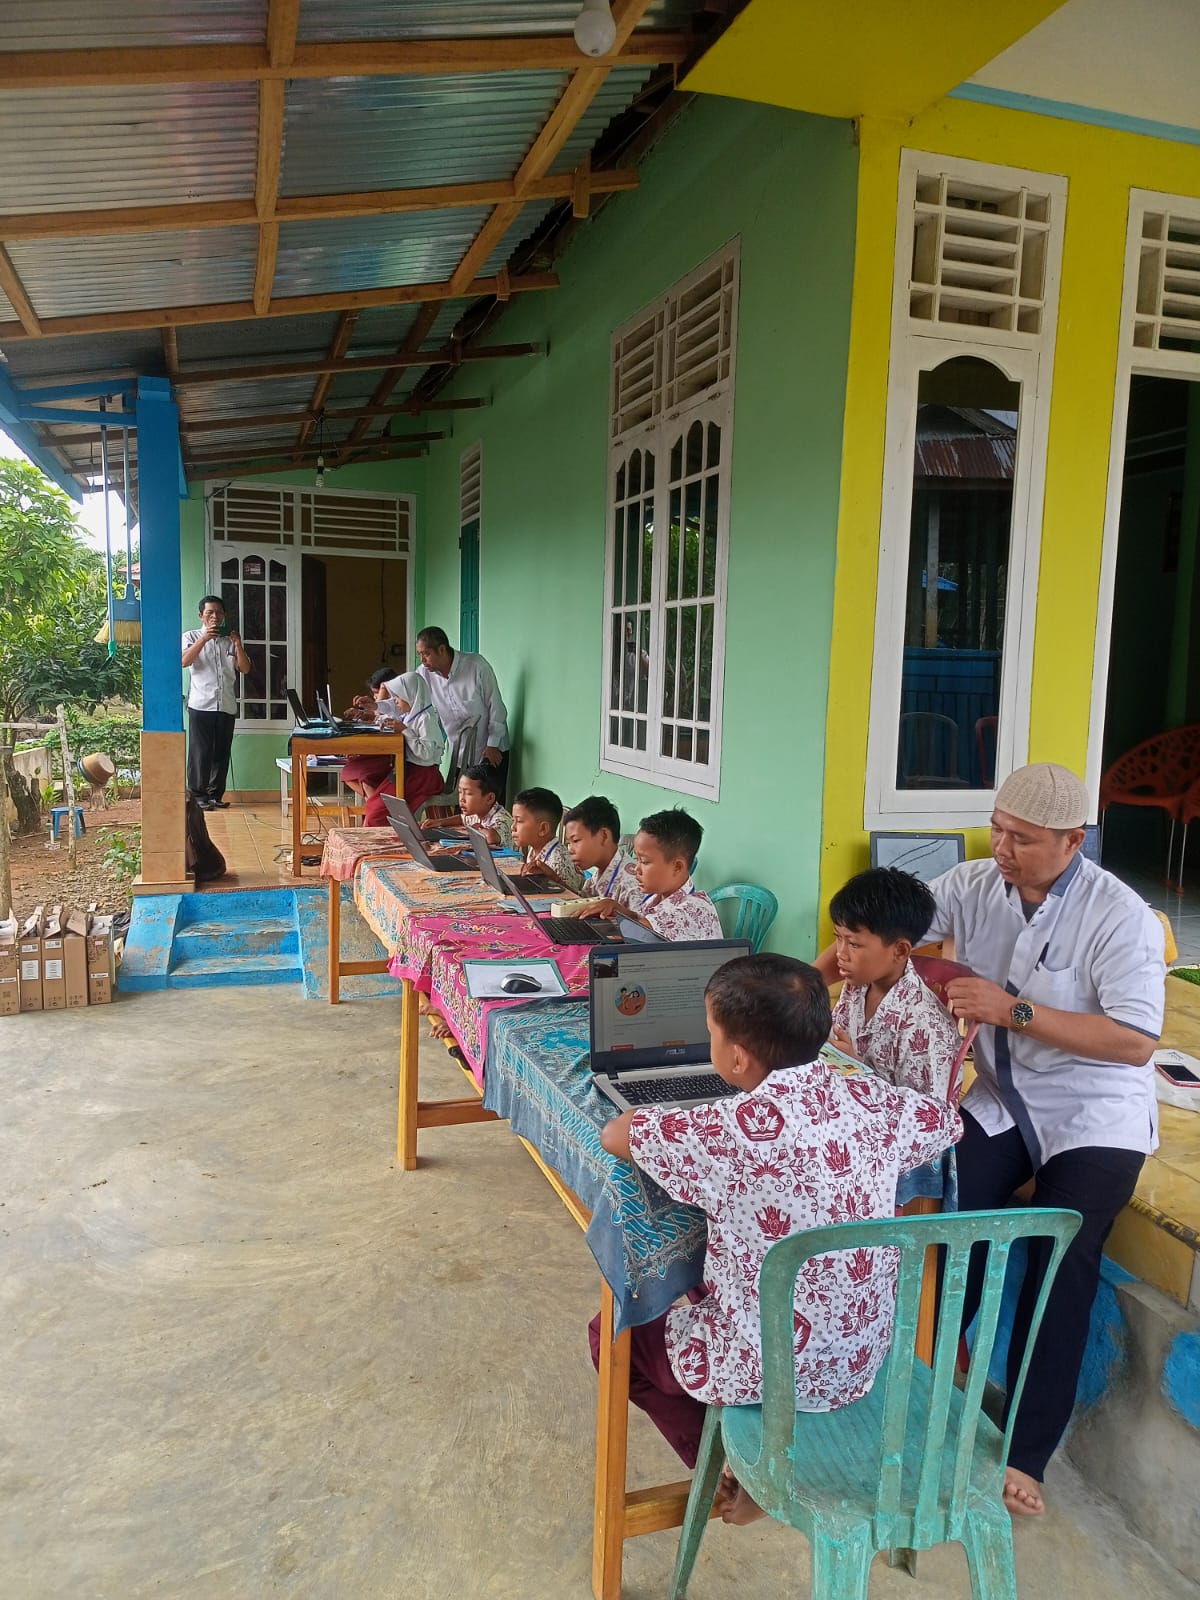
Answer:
563;796;640;907
511;786;586;893
596;952;961;1522
591;807;721;940
829;867;961;1101
443;761;514;848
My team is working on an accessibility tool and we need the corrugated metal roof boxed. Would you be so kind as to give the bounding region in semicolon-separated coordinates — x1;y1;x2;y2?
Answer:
481;198;554;274
0;84;257;213
551;66;654;171
915;407;1017;481
297;0;694;40
178;375;319;423
0;287;16;322
0;329;164;382
274;209;492;297
280;72;569;196
0;1;268;48
176;313;342;366
9;226;258;318
344;304;425;352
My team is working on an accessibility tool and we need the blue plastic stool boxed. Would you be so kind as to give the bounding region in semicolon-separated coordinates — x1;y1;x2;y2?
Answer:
50;805;87;842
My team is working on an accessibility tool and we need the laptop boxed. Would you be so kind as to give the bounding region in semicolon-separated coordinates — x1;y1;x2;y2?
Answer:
481;854;626;947
383;793;467;845
382;796;478;872
589;939;753;1111
465;825;567;898
287;687;318;728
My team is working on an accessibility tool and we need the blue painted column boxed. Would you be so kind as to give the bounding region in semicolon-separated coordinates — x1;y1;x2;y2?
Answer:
134;376;189;886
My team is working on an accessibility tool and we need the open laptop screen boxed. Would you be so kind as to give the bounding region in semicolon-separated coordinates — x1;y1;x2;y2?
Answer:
287;688;311;724
589;940;751;1072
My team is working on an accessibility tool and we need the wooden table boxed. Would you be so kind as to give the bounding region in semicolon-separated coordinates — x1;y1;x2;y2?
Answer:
288;731;407;880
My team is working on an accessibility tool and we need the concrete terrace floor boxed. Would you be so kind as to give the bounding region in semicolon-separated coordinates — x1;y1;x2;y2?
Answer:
3;988;1198;1600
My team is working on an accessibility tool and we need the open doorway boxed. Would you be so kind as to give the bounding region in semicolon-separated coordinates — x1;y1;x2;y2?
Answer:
1099;374;1199;898
300;554;409;714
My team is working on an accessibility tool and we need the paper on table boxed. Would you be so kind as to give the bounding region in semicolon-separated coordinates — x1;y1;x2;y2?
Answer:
463;958;568;1000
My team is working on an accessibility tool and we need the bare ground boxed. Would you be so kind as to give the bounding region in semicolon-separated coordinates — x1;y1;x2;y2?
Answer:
7;795;140;919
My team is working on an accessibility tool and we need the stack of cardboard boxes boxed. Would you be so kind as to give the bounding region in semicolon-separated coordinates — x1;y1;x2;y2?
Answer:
0;906;115;1016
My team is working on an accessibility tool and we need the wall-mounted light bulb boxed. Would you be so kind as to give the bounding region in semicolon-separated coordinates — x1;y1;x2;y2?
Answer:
573;0;616;57
315;452;325;490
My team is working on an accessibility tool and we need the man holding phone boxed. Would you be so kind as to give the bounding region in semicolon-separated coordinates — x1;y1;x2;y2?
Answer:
181;595;251;810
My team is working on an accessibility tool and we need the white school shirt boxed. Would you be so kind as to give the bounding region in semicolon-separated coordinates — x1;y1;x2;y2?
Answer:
924;854;1166;1164
376;698;446;769
181;630;240;715
628;1062;962;1408
583;849;641;908
416;650;509;753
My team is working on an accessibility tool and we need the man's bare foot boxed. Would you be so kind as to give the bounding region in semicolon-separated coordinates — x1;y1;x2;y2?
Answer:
713;1467;766;1525
1003;1468;1044;1516
427;1011;454;1041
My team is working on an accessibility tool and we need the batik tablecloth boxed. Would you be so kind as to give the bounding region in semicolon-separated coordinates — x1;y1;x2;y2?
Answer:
480;1001;959;1333
353;858;503;954
320;826;412;882
389;910;595;1082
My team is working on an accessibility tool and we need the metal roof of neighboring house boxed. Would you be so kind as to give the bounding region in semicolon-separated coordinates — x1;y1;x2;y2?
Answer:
915;405;1017;481
0;1;730;496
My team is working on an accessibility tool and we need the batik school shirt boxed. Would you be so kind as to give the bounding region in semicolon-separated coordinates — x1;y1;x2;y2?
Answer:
526;837;587;894
832;960;961;1102
639;878;722;941
582;850;641;910
627;1062;962;1410
464;801;514;849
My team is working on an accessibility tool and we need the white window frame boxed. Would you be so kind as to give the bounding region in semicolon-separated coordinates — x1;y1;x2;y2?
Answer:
206;481;415;734
1086;188;1200;811
599;245;738;801
863;151;1067;830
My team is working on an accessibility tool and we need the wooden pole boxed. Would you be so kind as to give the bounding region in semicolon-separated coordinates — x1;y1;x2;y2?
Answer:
0;743;12;920
57;706;78;868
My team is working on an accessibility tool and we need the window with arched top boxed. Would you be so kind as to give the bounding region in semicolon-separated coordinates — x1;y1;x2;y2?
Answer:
602;245;738;799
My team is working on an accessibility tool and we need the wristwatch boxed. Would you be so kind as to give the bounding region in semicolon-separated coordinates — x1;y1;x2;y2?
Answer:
1010;1000;1035;1031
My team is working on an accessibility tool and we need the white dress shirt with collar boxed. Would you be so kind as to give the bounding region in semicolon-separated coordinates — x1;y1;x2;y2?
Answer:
923;853;1165;1164
181;630;240;715
417;650;509;754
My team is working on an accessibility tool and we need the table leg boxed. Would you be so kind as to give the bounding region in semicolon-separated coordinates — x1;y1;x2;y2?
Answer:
292;754;305;878
328;874;341;1005
398;976;420;1171
592;1280;631;1600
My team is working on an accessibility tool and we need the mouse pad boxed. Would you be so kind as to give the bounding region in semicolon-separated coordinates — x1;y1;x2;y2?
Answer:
463;958;568;1000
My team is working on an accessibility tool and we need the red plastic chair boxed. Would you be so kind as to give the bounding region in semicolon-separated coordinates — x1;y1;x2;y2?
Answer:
911;954;979;1103
1099;724;1200;879
1177;776;1200;892
974;715;998;788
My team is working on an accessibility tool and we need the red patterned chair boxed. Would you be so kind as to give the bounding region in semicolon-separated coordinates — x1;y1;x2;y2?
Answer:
1099;724;1200;880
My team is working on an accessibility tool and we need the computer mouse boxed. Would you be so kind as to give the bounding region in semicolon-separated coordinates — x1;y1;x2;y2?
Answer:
501;972;543;995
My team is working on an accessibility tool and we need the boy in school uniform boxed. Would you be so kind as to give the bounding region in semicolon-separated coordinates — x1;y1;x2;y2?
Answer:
591;808;722;941
563;796;641;908
511;787;587;893
596;953;962;1522
442;762;514;848
828;867;962;1102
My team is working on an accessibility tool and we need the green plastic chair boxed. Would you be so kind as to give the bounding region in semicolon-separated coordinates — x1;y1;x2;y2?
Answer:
710;883;778;953
668;1207;1082;1600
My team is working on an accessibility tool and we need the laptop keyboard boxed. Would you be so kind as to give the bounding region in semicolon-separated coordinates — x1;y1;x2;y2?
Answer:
616;1072;736;1105
540;917;613;945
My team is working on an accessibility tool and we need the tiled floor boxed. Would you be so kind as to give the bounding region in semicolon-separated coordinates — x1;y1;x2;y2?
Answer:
199;801;338;890
1109;856;1200;964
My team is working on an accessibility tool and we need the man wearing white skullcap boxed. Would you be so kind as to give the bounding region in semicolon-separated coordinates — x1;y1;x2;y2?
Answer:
909;763;1163;1515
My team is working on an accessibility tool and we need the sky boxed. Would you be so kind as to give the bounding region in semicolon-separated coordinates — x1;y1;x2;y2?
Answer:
0;423;127;552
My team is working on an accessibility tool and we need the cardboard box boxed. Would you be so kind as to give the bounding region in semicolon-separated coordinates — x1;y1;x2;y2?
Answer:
88;970;113;1006
18;906;44;1013
86;914;115;979
0;937;19;1018
63;933;89;1009
41;906;66;1011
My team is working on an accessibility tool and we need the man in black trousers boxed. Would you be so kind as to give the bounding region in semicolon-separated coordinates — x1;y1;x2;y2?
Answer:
181;595;251;810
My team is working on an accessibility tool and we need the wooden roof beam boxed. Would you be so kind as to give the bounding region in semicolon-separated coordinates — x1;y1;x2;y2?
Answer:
172;341;539;389
253;3;294;317
13;399;479;432
0;34;690;90
0;170;640;242
0;271;558;342
347;302;441;448
0;244;41;336
297;311;358;448
184;447;425;481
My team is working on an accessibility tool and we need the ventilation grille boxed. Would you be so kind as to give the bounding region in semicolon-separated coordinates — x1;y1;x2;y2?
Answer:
211;485;410;555
1134;210;1200;356
910;170;1051;336
459;442;482;524
611;245;738;442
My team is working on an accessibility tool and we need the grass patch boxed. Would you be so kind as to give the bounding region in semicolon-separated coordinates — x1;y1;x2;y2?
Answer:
1169;967;1200;986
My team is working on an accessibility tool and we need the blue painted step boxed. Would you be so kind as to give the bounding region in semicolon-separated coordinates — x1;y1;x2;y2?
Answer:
164;890;303;990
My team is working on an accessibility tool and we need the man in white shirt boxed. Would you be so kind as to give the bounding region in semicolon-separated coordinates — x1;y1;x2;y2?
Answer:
916;764;1162;1516
408;625;511;799
181;595;251;810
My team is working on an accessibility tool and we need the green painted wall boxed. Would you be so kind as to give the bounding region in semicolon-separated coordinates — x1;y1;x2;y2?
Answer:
420;97;858;955
179;459;426;790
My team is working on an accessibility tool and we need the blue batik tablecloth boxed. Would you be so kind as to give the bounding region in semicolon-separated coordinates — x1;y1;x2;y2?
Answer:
481;1000;958;1335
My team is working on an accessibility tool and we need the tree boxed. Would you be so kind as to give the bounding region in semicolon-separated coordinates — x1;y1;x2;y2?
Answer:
0;459;141;837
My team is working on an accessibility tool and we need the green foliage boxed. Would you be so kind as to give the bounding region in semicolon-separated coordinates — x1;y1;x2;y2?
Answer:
98;824;141;885
0;458;141;722
42;708;141;782
1170;967;1200;987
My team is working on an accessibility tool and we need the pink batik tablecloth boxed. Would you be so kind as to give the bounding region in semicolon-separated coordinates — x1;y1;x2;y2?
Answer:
320;826;412;882
353;857;503;957
388;909;595;1084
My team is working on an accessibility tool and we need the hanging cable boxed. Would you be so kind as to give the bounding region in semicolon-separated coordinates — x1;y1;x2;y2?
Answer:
99;399;116;660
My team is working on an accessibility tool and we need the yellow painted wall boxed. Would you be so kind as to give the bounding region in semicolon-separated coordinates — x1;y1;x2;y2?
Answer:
819;99;1200;934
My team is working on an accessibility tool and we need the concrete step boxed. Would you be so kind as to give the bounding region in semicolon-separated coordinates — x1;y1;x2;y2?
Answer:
171;917;299;958
166;951;302;988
